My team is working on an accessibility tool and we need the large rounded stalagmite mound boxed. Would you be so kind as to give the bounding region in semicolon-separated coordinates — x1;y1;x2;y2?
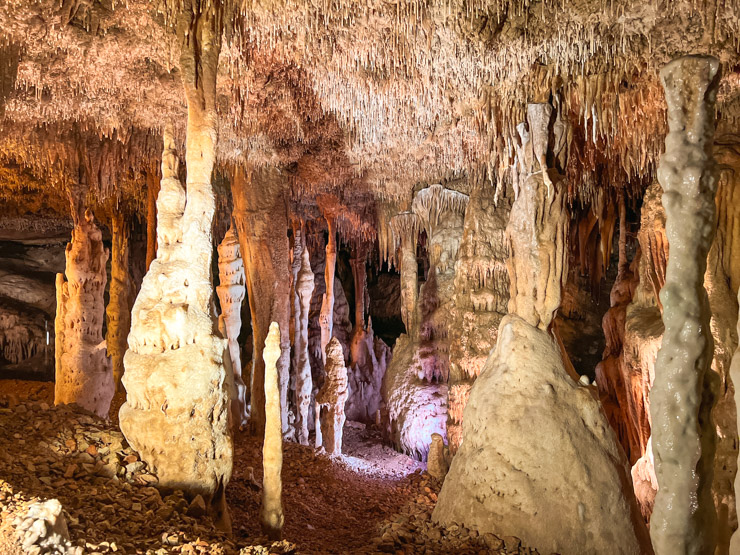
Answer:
433;314;651;555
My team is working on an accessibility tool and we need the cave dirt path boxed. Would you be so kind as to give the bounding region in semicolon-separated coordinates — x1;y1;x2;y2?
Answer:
0;379;422;554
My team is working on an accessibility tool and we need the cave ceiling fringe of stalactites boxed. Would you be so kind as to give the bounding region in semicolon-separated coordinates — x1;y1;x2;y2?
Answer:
2;0;740;238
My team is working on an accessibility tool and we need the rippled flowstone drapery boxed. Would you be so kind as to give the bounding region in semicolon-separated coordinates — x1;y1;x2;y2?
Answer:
119;0;232;532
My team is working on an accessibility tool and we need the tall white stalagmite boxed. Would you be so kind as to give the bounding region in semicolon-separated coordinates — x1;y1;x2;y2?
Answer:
319;215;337;364
217;225;248;429
55;208;113;418
261;322;284;540
650;55;721;555
294;245;314;445
315;337;349;455
119;1;232;531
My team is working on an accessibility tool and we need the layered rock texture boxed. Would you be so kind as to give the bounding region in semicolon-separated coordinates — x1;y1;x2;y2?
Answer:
54;209;113;418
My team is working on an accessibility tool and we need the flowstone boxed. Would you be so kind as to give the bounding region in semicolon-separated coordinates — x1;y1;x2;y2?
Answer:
433;315;650;555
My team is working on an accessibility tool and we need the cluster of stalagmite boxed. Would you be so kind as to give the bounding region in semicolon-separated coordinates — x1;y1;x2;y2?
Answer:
261;322;284;540
382;185;468;460
54;207;113;418
217;225;248;429
119;2;232;530
650;55;721;555
434;97;650;554
315;337;349;455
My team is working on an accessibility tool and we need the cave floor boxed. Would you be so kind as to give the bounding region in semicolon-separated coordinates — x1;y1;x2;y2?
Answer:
0;380;532;554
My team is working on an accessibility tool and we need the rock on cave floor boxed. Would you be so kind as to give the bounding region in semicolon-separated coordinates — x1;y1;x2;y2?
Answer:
0;380;536;554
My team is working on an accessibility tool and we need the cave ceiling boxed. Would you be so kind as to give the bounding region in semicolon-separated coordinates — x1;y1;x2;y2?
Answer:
1;0;740;242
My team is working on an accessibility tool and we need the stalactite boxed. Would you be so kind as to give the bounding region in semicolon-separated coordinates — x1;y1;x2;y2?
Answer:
294;240;314;445
260;321;284;541
650;55;721;555
106;209;131;387
54;206;113;419
319;214;337;365
231;165;292;437
119;0;232;532
217;225;248;429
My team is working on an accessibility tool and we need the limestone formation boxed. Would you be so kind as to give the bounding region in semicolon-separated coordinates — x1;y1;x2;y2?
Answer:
261;322;284;540
383;185;468;460
390;212;420;339
315;337;349;455
650;55;720;555
119;3;232;530
433;315;650;554
217;225;248;429
294;241;315;445
426;433;448;480
54;208;113;418
447;181;509;451
319;215;337;365
231;165;291;436
106;209;131;387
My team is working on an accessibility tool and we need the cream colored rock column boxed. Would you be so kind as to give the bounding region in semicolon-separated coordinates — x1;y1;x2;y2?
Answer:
217;225;248;428
650;55;721;555
119;0;232;532
261;322;284;540
294;245;314;445
389;212;420;339
55;207;113;418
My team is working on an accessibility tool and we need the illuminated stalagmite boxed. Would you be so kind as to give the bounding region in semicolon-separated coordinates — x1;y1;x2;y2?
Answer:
315;337;349;455
447;181;509;451
232;166;291;436
650;55;721;555
434;101;649;554
106;209;131;387
55;208;113;418
383;186;467;459
119;2;232;530
294;242;315;445
217;225;248;429
261;322;284;541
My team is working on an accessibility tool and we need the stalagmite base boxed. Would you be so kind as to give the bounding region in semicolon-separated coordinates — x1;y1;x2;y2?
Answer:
315;337;349;455
294;245;314;445
650;55;721;555
261;322;284;541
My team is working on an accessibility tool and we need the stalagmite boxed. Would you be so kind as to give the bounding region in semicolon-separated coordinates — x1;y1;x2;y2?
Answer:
231;165;291;437
217;225;248;429
434;101;649;554
55;207;113;418
390;212;420;338
106;209;131;387
260;321;284;541
119;1;232;531
650;55;721;555
319;215;337;365
294;243;315;445
314;337;349;455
